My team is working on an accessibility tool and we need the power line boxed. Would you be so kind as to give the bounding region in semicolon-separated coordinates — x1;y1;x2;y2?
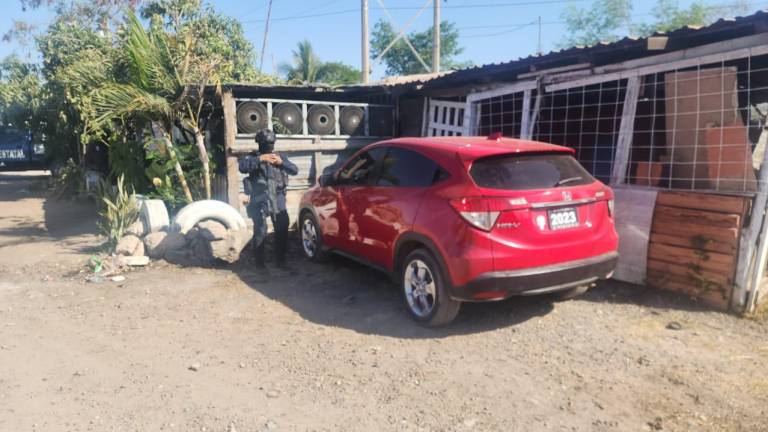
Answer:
241;0;762;26
241;0;591;24
381;0;590;10
238;0;268;20
241;8;358;24
462;20;538;38
458;0;766;38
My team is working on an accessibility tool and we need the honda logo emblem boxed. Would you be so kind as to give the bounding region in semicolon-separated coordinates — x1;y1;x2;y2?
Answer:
562;191;573;202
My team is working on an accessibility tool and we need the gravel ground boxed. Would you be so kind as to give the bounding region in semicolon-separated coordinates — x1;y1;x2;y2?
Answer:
1;172;767;432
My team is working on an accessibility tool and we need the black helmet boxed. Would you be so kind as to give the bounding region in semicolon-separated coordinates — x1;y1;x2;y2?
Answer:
255;128;276;153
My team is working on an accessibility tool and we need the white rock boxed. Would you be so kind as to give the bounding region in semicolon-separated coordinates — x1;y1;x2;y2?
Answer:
197;220;228;241
115;256;149;266
209;229;251;263
125;220;146;237
115;235;143;256
144;231;186;259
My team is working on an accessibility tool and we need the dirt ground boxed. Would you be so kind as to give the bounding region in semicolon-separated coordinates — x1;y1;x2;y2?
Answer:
1;172;767;432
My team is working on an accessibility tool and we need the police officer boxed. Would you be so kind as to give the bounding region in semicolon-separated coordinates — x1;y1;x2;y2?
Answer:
239;129;298;268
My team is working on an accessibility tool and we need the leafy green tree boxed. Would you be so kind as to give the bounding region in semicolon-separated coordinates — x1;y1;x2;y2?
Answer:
0;56;43;128
34;17;115;162
141;0;266;83
370;20;470;76
5;0;144;164
317;61;361;86
559;0;633;48
638;0;750;35
8;0;270;201
559;0;750;48
19;0;142;31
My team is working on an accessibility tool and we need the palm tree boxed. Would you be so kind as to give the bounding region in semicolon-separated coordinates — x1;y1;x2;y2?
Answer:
87;11;220;202
279;40;321;84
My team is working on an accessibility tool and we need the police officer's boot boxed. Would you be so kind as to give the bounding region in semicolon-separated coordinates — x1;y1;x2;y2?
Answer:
253;241;267;270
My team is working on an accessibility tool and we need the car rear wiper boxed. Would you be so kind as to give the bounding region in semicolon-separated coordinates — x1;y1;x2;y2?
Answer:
555;176;582;187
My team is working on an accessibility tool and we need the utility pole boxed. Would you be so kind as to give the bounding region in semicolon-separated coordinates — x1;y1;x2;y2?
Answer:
259;0;274;72
433;0;440;73
537;16;542;56
362;0;370;83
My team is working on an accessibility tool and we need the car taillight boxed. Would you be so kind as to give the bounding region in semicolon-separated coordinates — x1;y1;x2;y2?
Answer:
607;199;615;216
449;197;528;231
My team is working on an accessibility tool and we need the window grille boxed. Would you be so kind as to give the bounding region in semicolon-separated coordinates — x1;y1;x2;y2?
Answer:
476;91;527;138
532;80;628;185
624;55;768;193
463;50;768;193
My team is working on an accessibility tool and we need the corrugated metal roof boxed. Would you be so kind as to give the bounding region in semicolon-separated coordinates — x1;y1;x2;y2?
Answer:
418;9;768;90
360;71;454;87
459;10;766;72
219;10;768;94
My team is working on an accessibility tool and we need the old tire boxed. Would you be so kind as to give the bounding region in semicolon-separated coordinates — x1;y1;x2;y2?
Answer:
555;284;590;301
139;198;170;233
401;249;460;327
172;200;246;234
299;212;329;262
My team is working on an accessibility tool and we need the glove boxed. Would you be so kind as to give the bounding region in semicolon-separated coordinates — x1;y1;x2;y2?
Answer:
244;155;260;172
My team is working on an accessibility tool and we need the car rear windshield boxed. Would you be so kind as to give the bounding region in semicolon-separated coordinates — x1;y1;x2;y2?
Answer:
470;153;594;190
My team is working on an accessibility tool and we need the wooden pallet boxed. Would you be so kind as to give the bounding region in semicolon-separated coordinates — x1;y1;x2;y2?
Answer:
646;191;750;310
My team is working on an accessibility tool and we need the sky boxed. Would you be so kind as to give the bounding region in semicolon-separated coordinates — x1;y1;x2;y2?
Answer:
0;0;765;80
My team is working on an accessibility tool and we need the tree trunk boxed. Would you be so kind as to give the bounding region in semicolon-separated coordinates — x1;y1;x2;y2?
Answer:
151;122;193;203
194;129;211;200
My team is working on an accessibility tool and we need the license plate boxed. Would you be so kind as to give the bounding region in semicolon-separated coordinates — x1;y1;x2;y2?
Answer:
548;207;579;230
0;149;25;160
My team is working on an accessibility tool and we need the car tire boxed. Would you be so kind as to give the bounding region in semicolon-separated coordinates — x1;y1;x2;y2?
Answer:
299;212;328;262
400;248;460;327
555;284;590;301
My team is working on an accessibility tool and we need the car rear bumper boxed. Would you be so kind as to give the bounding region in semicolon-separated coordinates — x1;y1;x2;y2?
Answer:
450;251;619;301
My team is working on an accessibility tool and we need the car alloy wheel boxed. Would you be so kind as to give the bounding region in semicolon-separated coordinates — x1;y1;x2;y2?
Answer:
403;259;437;318
400;249;461;326
301;217;318;258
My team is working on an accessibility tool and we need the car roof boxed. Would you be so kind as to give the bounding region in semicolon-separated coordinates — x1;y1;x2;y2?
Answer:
374;136;575;159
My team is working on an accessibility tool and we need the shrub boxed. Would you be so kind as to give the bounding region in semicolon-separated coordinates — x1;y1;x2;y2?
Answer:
52;159;86;199
95;174;139;250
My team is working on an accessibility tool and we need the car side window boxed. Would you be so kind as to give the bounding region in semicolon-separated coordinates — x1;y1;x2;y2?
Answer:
376;147;444;187
337;148;386;186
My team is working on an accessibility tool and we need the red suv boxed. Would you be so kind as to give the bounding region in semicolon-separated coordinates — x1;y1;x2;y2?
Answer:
298;136;618;326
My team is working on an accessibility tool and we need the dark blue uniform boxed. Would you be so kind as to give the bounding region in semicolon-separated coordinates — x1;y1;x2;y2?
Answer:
239;153;298;266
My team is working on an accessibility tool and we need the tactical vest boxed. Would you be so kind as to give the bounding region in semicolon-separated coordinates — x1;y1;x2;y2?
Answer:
245;160;289;216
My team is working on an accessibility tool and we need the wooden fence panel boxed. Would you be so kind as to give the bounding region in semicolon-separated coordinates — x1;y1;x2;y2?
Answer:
646;191;750;310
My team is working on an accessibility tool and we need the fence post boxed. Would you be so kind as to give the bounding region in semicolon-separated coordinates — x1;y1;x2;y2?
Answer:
222;90;240;211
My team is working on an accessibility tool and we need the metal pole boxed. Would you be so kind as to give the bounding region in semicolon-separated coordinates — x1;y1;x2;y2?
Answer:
433;0;440;73
537;16;542;55
362;0;370;83
259;0;273;72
